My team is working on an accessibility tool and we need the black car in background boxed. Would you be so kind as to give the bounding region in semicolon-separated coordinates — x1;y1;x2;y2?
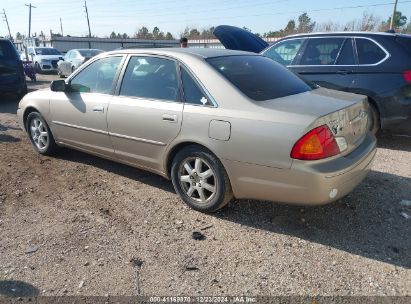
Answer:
214;26;411;134
0;38;27;99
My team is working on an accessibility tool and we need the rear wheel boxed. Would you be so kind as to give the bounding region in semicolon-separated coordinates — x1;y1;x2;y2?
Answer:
171;146;233;213
26;112;58;155
367;101;380;134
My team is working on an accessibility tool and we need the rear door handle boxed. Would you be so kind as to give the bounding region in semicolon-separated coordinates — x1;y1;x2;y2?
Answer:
336;70;352;75
162;114;177;123
92;106;105;113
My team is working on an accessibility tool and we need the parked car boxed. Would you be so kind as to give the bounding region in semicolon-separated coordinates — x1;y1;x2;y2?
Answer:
17;48;376;212
57;49;104;77
214;26;411;134
21;47;64;73
0;38;27;98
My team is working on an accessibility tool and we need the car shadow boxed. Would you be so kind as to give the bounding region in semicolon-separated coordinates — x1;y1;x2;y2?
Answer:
0;95;19;114
0;280;39;297
217;170;411;269
0;134;21;143
55;148;175;194
377;132;411;152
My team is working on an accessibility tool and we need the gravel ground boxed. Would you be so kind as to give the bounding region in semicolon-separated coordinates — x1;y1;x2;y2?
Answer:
0;74;410;297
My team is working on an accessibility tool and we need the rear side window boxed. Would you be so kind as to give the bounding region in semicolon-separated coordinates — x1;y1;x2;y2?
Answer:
0;41;17;61
181;67;211;105
120;56;179;101
264;39;303;65
396;36;411;55
336;39;356;65
300;38;345;65
356;38;386;64
207;55;312;101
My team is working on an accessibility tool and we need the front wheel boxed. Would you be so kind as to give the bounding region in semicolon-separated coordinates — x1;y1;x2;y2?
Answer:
171;146;233;213
26;112;58;155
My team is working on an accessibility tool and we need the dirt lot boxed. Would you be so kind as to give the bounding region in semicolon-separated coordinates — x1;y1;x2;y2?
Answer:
0;74;410;297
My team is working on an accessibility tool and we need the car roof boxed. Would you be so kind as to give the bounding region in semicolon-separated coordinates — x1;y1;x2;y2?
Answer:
106;47;256;59
282;31;400;39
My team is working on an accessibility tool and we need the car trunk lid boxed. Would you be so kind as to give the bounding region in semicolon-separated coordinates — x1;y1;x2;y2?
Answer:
258;88;369;155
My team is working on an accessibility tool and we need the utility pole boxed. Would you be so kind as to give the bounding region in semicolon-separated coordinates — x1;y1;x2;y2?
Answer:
25;3;36;38
84;0;92;48
2;9;12;40
390;0;398;30
60;17;63;36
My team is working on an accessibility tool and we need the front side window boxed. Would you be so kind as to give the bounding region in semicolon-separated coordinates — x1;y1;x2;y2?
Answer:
207;55;311;101
70;56;122;94
120;56;179;101
181;67;211;105
264;39;303;65
356;38;386;64
300;38;345;65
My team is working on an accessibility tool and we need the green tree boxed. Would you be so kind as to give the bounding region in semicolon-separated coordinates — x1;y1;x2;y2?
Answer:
387;11;408;28
110;31;117;39
122;33;129;39
283;20;296;35
152;26;160;38
165;32;174;40
297;13;315;33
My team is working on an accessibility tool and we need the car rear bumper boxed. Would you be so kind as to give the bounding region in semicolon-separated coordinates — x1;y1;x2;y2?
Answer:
224;132;377;205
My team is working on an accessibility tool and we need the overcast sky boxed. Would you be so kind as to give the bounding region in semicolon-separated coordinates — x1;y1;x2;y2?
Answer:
1;0;410;38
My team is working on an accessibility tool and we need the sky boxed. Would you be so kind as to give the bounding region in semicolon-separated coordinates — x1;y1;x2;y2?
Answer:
1;0;411;38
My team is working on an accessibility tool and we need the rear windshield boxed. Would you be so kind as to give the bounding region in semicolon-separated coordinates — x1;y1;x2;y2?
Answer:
396;36;411;55
35;48;61;55
78;49;103;57
206;55;312;101
0;40;18;61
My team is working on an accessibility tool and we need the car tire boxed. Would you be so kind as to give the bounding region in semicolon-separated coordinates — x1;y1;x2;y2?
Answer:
171;145;233;213
367;101;380;134
35;62;42;74
26;112;58;156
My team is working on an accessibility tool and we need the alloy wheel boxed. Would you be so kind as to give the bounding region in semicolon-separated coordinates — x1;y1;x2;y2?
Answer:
30;118;48;151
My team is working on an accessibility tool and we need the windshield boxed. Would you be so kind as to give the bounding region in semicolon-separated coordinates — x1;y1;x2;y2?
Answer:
78;49;103;57
35;48;61;55
206;55;312;101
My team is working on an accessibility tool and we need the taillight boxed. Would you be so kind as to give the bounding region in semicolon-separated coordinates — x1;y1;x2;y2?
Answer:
291;125;340;160
403;71;411;84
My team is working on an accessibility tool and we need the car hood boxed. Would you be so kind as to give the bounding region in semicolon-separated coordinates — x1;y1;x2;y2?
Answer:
213;25;269;53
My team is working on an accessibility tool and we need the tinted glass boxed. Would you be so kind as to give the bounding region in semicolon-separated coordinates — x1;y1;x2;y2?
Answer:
0;41;17;61
396;36;411;55
264;39;303;65
70;56;122;94
336;39;355;65
120;56;178;101
207;55;312;101
181;67;210;105
356;38;386;64
78;49;103;57
35;48;61;55
300;38;344;65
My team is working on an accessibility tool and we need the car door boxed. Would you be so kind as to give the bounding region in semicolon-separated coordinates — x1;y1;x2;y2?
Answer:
263;38;305;67
107;55;183;173
50;55;124;156
292;37;358;91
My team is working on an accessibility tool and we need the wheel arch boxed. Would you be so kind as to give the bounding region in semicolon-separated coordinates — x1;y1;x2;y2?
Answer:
22;106;40;131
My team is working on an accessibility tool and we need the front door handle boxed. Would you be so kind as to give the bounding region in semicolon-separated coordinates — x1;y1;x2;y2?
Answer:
92;106;104;113
162;114;177;123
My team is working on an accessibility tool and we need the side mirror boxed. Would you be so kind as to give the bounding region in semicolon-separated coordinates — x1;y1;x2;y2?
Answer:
50;80;67;92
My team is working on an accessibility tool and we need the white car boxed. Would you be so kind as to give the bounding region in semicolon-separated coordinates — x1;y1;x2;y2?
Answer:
21;47;64;73
57;49;104;77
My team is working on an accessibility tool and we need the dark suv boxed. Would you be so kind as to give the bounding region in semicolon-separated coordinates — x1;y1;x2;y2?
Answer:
214;26;411;134
0;38;27;99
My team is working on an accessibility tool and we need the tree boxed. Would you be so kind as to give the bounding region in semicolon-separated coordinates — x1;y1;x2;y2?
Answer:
403;21;411;33
110;31;117;39
297;13;315;33
152;26;160;39
122;33;129;39
388;11;408;28
189;28;200;39
358;12;380;31
165;32;174;40
135;26;152;39
283;20;296;35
